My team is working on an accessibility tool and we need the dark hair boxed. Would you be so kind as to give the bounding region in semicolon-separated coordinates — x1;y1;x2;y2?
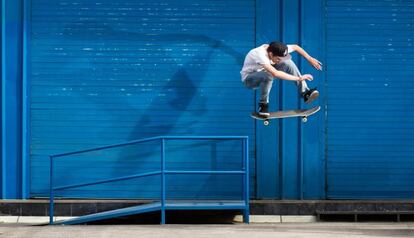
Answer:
267;42;288;57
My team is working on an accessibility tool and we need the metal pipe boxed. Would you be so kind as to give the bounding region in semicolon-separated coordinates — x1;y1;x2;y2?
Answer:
161;139;166;224
49;156;54;224
165;170;245;175
53;171;162;191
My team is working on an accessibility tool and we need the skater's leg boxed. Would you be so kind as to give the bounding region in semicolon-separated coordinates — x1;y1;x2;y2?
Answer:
274;59;309;94
259;77;273;104
274;59;319;104
244;71;273;115
244;71;274;103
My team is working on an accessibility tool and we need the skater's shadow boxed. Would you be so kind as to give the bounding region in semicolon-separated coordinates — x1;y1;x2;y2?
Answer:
52;22;245;198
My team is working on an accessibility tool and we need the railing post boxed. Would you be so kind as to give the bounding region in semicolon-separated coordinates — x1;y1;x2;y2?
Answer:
243;138;250;224
49;156;54;224
161;139;166;224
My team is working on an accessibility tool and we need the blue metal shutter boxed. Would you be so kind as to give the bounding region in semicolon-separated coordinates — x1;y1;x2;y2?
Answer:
30;0;255;198
326;0;414;198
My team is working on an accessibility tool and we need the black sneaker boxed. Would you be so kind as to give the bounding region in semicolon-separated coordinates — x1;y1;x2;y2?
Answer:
302;88;319;104
258;102;270;117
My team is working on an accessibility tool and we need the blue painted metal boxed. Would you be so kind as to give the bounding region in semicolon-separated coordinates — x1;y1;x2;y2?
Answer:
46;136;250;199
277;0;326;200
165;201;246;210
161;139;166;224
27;0;326;200
255;0;281;199
1;0;3;199
52;136;166;158
29;0;256;199
300;0;326;199
280;0;302;199
2;0;6;198
51;136;248;158
298;0;304;200
54;171;162;191
49;136;249;225
264;0;325;199
22;0;30;199
254;0;326;200
325;0;414;199
6;0;413;202
54;202;163;225
243;138;250;223
165;171;245;175
1;0;23;199
276;0;328;199
49;156;54;224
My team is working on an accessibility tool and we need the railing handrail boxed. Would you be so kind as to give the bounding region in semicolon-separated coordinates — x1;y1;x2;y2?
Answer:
51;136;248;159
53;171;163;191
49;135;249;224
53;170;246;192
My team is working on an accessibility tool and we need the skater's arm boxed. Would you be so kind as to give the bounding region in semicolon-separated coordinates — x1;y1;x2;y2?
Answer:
262;64;312;82
290;45;323;71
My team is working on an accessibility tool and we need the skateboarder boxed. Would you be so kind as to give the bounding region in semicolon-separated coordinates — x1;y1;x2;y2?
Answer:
241;41;322;116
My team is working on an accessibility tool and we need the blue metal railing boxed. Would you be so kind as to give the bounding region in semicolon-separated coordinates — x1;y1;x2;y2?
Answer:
49;136;249;224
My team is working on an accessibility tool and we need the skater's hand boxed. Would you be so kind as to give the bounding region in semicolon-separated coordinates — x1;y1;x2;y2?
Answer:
299;74;313;81
308;57;323;71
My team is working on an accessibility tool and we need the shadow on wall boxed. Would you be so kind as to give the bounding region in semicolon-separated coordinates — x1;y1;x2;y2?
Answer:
49;22;246;198
60;23;244;139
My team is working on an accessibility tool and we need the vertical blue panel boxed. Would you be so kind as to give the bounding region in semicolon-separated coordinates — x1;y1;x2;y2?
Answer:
0;0;2;197
255;0;326;199
29;0;256;199
268;0;325;199
280;0;302;199
22;0;31;199
255;0;280;199
2;0;23;199
326;0;414;199
301;0;326;199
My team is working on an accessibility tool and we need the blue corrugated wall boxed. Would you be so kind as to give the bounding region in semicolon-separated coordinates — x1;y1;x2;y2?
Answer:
29;0;256;199
1;0;24;199
278;0;325;199
1;0;413;200
255;0;325;199
326;0;414;199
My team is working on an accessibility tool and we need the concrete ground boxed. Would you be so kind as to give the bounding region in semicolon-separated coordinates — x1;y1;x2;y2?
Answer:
0;223;413;238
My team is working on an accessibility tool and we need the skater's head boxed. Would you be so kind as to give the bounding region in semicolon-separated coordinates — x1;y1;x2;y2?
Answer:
267;41;290;63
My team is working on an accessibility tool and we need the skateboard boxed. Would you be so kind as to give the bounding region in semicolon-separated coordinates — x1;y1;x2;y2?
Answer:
251;105;321;126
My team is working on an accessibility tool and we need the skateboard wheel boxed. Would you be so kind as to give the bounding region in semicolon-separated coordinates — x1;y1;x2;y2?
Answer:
264;120;269;126
302;117;308;123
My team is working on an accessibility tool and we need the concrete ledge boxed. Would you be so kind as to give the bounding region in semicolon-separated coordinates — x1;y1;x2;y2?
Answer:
55;216;78;222
0;216;19;223
234;215;316;223
0;216;79;225
234;215;281;223
281;215;317;223
18;216;50;224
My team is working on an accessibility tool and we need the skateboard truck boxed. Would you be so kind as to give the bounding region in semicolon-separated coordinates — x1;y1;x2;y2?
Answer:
263;116;307;126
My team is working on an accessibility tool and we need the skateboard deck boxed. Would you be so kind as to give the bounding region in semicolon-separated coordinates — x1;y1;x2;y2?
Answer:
251;105;320;125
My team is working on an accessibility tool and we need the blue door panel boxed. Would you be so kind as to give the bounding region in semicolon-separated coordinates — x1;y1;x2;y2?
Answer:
326;0;414;199
29;0;256;199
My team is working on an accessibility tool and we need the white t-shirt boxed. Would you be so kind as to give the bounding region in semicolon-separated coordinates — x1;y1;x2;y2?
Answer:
240;44;294;81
